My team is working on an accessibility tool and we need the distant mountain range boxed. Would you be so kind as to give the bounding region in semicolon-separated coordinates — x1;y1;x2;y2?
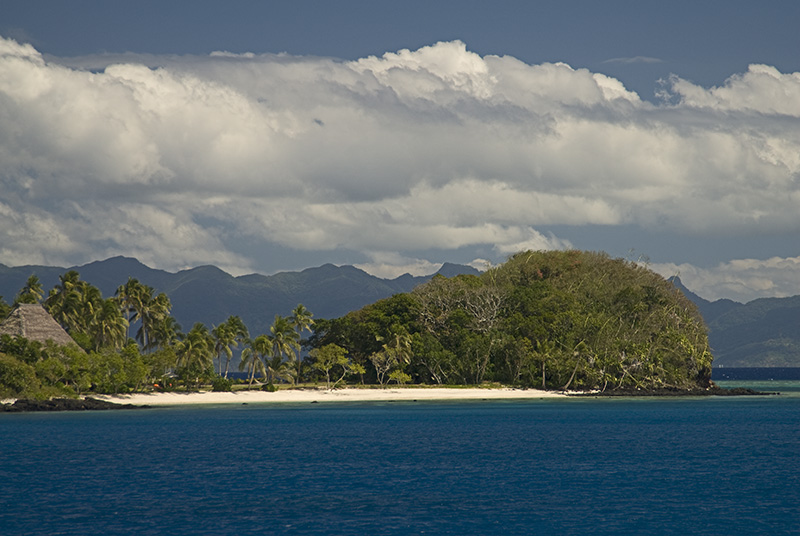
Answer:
671;278;800;367
1;257;798;367
0;256;479;337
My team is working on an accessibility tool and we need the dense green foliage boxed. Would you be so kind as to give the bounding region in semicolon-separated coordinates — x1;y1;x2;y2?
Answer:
1;250;713;398
0;272;305;398
0;335;153;399
309;250;713;391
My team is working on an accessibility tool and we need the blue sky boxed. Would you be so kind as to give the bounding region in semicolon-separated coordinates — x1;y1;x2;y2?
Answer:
2;1;800;302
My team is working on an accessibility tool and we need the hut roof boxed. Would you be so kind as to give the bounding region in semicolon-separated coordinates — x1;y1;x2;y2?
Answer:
0;303;77;347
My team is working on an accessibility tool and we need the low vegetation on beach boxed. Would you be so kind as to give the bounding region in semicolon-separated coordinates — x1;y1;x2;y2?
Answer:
0;250;713;400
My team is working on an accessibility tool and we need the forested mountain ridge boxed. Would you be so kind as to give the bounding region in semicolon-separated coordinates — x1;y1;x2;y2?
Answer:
0;257;479;334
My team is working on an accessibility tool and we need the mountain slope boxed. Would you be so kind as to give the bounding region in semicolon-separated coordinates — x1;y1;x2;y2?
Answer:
671;277;800;367
0;257;479;335
706;296;800;367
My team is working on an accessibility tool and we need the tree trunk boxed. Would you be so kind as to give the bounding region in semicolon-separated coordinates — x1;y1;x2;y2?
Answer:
541;361;546;390
562;355;582;391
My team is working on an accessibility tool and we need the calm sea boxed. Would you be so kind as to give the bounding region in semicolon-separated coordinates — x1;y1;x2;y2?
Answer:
2;381;799;535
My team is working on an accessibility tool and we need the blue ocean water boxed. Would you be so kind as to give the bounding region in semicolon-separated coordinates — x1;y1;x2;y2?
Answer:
2;393;799;535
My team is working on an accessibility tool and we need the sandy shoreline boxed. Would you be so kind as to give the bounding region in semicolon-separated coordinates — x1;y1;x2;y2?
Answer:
93;387;567;406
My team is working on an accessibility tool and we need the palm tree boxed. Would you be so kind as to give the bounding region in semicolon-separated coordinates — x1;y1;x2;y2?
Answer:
44;273;108;338
175;323;214;388
115;277;143;341
385;329;413;367
212;321;234;376
73;281;103;334
213;316;249;378
119;281;172;353
15;274;44;305
149;315;182;351
134;287;156;350
268;315;300;384
290;304;314;383
230;316;249;378
89;298;128;350
115;278;155;348
145;293;173;350
212;316;249;377
239;337;267;387
45;271;85;331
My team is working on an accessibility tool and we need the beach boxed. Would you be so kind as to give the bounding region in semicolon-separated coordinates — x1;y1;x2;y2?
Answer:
95;387;567;406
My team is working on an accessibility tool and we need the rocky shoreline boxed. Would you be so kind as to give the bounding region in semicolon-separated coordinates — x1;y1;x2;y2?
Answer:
572;386;777;397
1;397;150;412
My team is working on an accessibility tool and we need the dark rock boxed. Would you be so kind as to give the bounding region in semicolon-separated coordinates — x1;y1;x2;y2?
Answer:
571;386;777;397
0;397;150;412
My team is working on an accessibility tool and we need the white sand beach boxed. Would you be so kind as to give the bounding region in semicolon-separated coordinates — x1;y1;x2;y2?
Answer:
96;387;567;406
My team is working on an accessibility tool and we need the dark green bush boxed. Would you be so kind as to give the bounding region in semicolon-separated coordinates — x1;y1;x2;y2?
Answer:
211;376;233;392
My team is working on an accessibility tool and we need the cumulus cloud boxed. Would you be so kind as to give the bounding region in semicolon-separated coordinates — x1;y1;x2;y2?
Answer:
1;36;800;297
667;64;800;115
355;252;443;279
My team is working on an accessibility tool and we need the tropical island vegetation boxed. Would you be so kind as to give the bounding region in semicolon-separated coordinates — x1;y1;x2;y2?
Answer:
310;250;712;391
0;250;713;400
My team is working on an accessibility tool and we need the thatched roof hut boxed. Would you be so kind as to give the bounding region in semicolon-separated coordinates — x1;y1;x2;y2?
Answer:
0;303;77;347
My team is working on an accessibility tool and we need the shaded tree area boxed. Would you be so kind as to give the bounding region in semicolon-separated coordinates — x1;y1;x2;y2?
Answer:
308;250;713;391
0;272;309;399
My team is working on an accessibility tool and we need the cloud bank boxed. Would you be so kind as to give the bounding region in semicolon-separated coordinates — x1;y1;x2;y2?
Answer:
2;37;800;301
651;256;800;303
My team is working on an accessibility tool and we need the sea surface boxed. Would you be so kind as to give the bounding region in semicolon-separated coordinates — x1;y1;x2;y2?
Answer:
1;377;799;535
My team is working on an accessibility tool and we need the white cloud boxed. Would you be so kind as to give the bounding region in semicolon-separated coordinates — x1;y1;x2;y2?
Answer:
667;64;800;115
1;36;800;298
651;256;800;303
355;252;443;279
493;230;573;255
467;258;493;272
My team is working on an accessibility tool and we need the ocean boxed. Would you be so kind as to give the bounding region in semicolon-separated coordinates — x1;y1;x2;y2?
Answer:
1;378;799;535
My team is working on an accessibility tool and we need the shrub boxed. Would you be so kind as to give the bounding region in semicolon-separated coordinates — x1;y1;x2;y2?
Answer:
0;353;40;398
389;370;412;385
211;376;233;392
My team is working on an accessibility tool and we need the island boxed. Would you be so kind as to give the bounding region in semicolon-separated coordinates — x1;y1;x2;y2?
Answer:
0;250;722;407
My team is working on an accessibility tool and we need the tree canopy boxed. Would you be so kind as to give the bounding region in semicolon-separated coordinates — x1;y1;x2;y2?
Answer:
309;250;712;391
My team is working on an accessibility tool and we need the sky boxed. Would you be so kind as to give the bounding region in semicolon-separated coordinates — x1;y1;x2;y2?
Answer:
2;1;800;303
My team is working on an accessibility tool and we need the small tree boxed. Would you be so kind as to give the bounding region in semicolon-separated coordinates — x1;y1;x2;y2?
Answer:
310;343;349;390
388;370;411;385
369;349;395;387
370;329;413;387
349;363;366;384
